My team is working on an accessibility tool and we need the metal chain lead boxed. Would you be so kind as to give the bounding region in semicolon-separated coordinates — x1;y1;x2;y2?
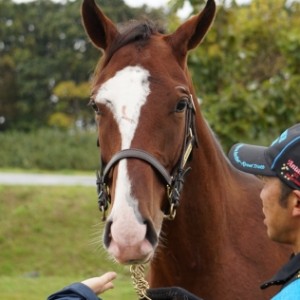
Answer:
130;264;151;300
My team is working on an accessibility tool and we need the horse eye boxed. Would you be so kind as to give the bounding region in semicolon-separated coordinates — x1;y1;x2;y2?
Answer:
88;99;101;115
175;99;188;112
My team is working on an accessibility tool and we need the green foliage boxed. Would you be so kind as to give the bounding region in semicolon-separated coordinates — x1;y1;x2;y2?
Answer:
0;0;95;130
52;80;91;129
0;129;99;170
53;81;90;100
0;185;136;299
48;112;74;129
184;0;300;150
0;0;166;132
1;0;299;152
0;55;17;130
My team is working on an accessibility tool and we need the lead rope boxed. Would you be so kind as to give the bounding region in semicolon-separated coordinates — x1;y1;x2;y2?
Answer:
130;264;152;300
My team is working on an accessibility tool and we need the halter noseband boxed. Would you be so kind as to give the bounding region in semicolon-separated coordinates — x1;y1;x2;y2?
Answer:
96;94;198;221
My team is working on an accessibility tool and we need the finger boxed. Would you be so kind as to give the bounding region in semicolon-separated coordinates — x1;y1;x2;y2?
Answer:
96;272;117;293
82;272;117;294
99;271;117;285
100;281;114;292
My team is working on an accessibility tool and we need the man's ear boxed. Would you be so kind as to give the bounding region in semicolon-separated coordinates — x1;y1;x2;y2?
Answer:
292;190;300;217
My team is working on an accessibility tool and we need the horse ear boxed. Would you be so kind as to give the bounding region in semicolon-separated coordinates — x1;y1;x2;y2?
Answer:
81;0;118;51
166;0;216;53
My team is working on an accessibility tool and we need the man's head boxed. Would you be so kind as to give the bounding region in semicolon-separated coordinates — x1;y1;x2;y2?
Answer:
228;124;300;246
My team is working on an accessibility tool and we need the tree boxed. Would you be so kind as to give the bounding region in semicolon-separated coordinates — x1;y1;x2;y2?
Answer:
173;0;300;150
0;55;18;130
51;80;91;129
2;0;299;146
0;0;166;131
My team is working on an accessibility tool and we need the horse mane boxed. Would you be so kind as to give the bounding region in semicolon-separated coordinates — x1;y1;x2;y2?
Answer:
92;19;165;87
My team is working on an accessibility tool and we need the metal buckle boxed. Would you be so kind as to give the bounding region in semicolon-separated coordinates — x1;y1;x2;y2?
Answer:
164;185;177;220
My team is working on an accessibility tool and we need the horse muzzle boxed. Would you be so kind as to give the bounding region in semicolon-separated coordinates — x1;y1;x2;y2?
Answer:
103;218;158;264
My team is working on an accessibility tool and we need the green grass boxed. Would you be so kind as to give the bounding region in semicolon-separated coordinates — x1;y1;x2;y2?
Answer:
0;276;135;300
0;185;136;300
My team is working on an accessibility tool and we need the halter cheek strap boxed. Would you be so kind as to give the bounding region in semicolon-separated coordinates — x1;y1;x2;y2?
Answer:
96;94;198;221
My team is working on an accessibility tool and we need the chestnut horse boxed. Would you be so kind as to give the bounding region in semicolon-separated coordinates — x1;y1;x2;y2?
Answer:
82;0;289;299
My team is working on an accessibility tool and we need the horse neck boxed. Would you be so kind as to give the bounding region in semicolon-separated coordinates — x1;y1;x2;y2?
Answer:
163;115;237;259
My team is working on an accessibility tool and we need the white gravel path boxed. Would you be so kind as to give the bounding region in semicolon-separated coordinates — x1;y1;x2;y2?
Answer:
0;172;96;186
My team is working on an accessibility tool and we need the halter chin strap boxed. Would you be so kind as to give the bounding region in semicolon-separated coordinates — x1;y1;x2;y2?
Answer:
96;94;198;221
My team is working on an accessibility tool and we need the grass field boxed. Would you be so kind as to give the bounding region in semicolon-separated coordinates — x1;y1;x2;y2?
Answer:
0;184;136;300
0;276;135;300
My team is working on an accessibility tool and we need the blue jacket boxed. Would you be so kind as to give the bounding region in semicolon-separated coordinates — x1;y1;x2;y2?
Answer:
272;279;300;300
48;282;101;300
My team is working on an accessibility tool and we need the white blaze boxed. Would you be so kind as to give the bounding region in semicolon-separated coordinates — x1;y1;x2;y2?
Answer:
95;66;151;246
96;65;150;150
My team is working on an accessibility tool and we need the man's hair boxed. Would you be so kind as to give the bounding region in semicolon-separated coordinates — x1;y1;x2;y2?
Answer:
279;181;293;207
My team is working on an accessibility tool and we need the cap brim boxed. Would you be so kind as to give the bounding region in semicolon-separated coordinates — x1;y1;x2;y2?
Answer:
228;143;275;176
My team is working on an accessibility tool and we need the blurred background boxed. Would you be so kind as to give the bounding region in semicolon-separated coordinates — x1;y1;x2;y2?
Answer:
0;0;300;299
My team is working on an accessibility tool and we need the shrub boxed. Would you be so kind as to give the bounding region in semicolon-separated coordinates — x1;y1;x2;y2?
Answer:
0;129;99;171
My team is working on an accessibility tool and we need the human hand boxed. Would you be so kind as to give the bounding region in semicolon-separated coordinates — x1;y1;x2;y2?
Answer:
81;271;117;295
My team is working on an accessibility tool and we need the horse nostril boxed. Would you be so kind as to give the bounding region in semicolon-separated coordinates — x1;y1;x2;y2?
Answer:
103;220;112;248
144;219;158;247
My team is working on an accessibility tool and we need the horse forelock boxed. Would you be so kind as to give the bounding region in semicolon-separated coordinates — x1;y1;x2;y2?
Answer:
101;20;165;66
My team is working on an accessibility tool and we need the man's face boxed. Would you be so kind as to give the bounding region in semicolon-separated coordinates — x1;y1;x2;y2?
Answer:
260;177;295;244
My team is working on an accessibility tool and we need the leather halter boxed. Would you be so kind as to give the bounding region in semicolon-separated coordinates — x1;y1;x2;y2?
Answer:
96;94;198;221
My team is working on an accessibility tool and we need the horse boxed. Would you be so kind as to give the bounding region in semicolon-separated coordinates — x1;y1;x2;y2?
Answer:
81;0;289;299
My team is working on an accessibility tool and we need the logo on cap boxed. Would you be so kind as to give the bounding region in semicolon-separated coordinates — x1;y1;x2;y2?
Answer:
280;159;300;187
233;144;266;170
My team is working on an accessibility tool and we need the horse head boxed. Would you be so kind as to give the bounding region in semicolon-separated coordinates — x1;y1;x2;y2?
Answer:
82;0;216;264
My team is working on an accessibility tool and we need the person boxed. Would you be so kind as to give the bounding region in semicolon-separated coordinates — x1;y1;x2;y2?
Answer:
47;271;202;300
47;272;117;300
227;123;300;299
49;123;300;300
